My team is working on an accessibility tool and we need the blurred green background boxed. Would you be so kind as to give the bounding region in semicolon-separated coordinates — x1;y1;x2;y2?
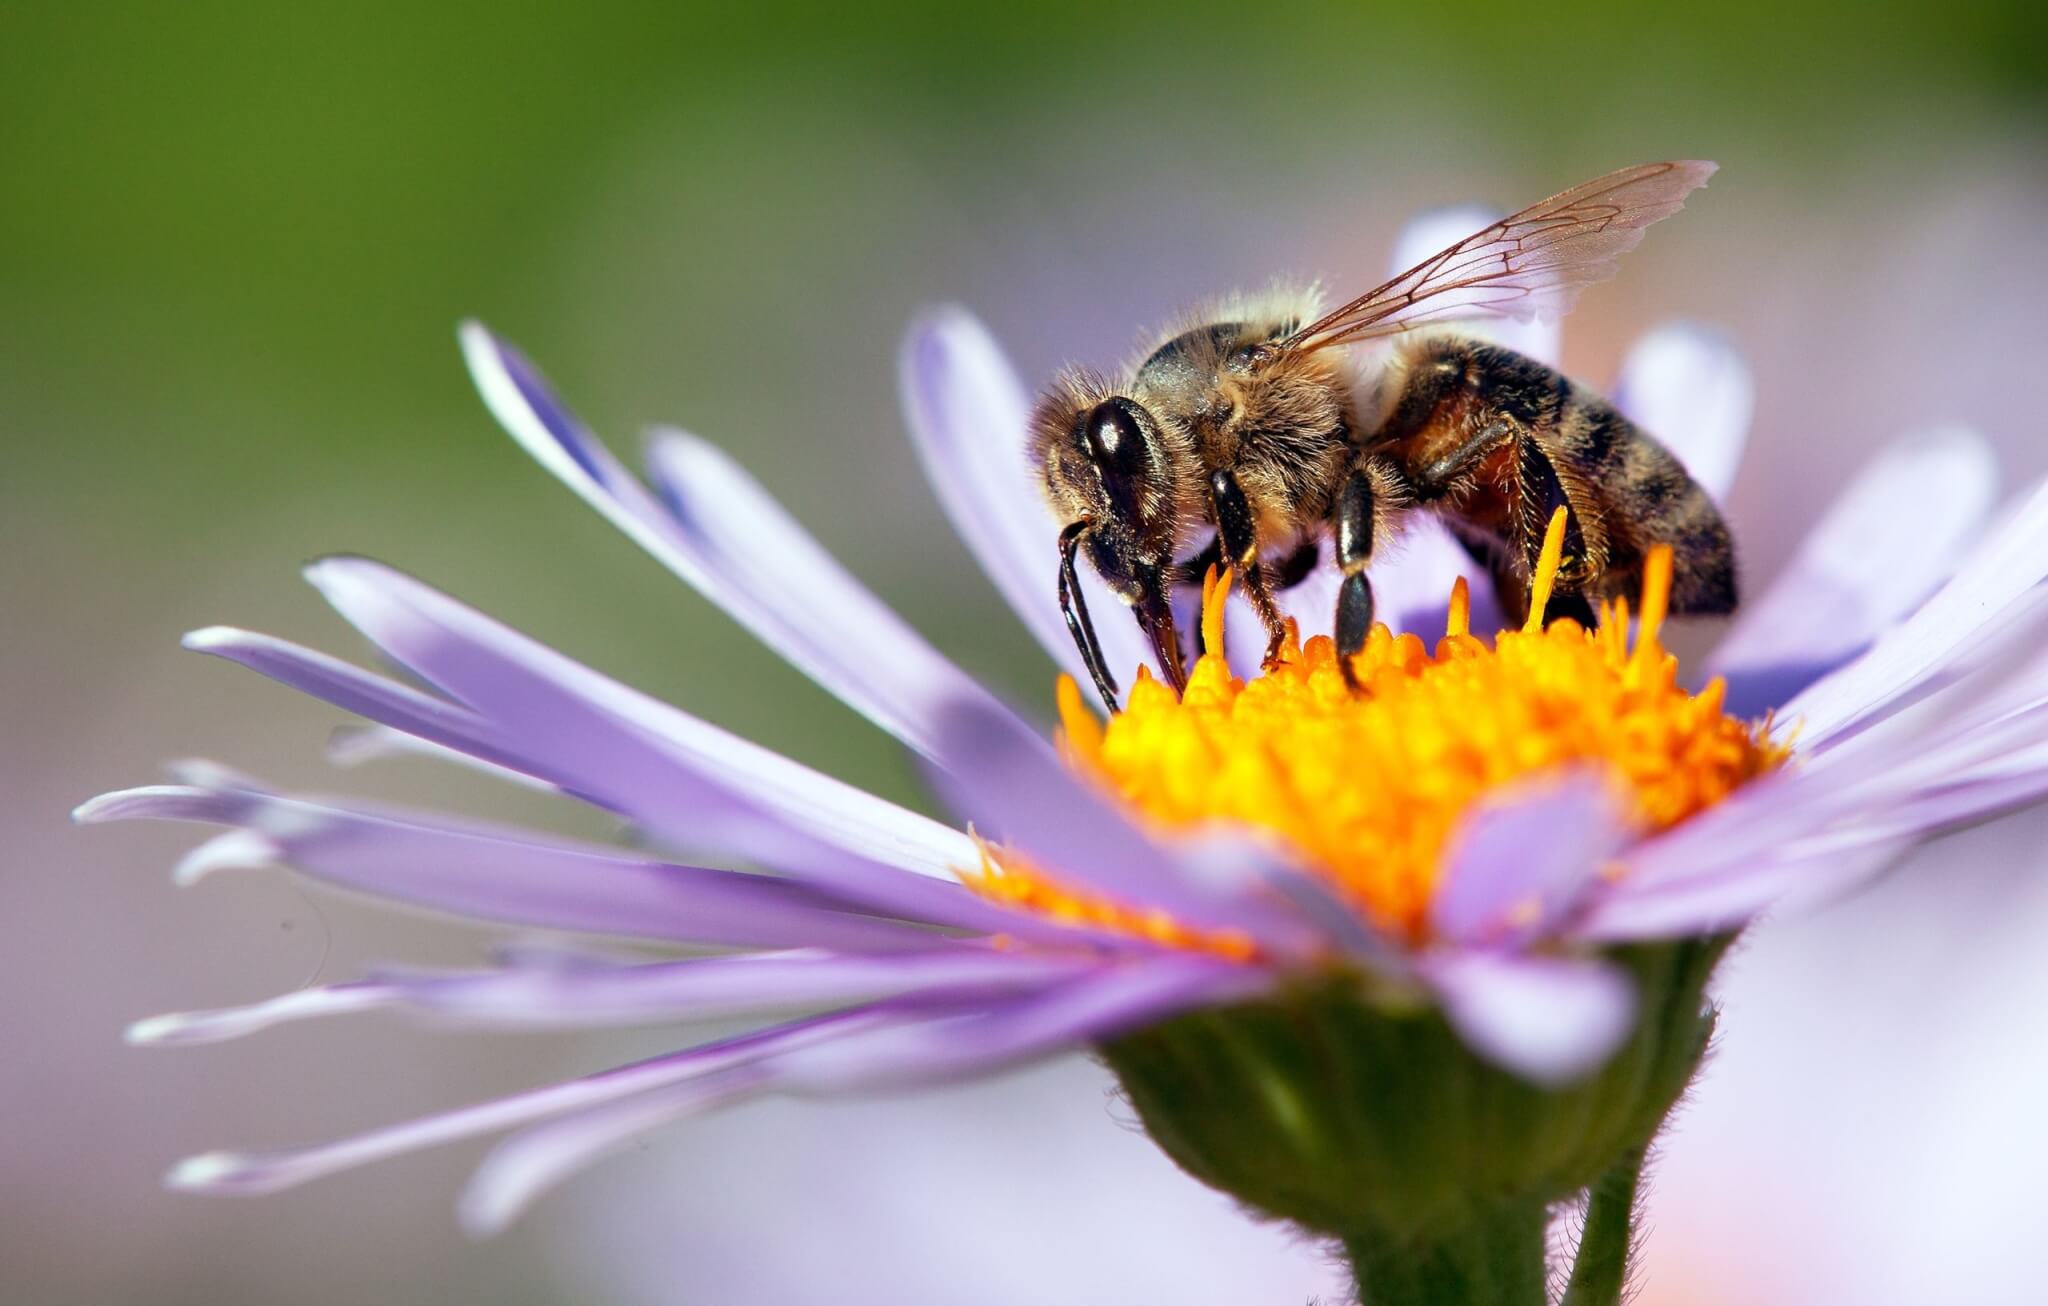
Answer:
5;3;2044;1303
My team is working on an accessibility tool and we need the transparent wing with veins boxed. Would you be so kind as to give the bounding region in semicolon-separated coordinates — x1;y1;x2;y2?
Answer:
1279;160;1717;354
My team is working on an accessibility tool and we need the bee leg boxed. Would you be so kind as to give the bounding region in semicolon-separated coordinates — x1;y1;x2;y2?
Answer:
1512;434;1599;628
1057;520;1123;712
1332;456;1406;688
1208;468;1288;666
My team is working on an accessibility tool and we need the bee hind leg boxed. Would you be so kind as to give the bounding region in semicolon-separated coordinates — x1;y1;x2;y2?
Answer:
1510;434;1600;629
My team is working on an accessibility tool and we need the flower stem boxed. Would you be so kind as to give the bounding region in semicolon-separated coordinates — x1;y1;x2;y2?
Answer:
1560;1146;1646;1305
1344;1203;1550;1306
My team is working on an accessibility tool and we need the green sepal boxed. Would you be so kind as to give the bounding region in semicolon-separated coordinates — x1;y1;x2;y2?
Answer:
1098;937;1727;1299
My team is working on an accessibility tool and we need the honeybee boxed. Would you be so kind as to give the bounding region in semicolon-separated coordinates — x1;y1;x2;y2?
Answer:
1033;161;1736;711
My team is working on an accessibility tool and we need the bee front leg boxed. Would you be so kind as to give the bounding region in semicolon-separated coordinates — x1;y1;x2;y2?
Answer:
1208;468;1288;665
1332;454;1409;688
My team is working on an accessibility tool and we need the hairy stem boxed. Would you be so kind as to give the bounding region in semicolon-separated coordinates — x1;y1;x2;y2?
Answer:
1561;1146;1647;1306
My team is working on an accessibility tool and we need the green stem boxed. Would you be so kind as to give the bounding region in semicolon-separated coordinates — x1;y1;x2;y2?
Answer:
1344;1204;1550;1306
1560;1146;1646;1306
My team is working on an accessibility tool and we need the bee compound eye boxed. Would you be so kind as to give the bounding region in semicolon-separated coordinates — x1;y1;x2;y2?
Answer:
1082;399;1148;475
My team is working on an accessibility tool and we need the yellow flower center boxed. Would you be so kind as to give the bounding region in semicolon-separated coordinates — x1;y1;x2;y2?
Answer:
968;512;1786;956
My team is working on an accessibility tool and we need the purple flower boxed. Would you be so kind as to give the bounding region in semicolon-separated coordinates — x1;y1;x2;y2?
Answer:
76;205;2048;1261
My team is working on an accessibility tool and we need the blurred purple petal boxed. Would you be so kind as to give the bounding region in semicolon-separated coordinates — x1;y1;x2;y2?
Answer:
1709;428;1997;716
462;955;1268;1233
460;1068;762;1237
134;949;1097;1047
327;722;559;792
1786;475;2048;748
898;308;1154;700
462;322;1017;759
165;1012;880;1197
1612;323;1753;504
76;780;940;952
126;983;393;1047
1578;839;1907;941
925;695;1335;958
1420;952;1636;1085
770;955;1275;1092
1430;770;1629;949
381;949;1100;1029
640;428;1040;759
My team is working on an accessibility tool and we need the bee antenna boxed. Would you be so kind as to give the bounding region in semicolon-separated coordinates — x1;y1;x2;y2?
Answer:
1058;520;1123;714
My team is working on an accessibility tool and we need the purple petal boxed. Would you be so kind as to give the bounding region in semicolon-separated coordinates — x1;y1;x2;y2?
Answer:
1785;473;2048;748
125;983;393;1047
898;308;1155;701
184;627;533;777
1389;206;1561;365
768;954;1275;1092
461;321;1017;760
1611;323;1752;504
640;428;1041;761
128;948;1093;1045
299;561;979;876
459;1068;763;1236
1429;770;1629;949
326;722;558;792
75;780;941;952
1575;695;2048;942
463;954;1269;1234
1420;952;1636;1085
163;1011;880;1197
380;949;1100;1029
1576;838;1908;941
924;695;1337;958
1708;428;1997;716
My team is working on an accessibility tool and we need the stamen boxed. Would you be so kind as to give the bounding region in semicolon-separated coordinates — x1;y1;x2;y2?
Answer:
975;524;1783;950
1522;506;1571;634
1633;544;1674;666
1055;674;1104;762
1201;565;1230;665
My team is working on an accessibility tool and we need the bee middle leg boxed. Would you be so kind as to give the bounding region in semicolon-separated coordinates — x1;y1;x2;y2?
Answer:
1331;454;1410;687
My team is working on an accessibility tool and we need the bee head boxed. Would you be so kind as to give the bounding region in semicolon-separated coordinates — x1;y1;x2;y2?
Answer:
1032;379;1188;703
1034;390;1178;599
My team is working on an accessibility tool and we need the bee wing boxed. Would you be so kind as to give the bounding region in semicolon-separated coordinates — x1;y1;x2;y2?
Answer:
1279;161;1717;354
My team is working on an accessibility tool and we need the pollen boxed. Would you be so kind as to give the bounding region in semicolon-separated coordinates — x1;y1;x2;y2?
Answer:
973;510;1786;950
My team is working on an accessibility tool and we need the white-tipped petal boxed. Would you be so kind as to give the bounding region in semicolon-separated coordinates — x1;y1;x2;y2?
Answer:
171;830;280;885
1612;323;1753;503
128;985;393;1046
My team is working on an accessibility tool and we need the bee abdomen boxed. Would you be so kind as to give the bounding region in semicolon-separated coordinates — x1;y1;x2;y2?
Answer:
1556;384;1736;615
